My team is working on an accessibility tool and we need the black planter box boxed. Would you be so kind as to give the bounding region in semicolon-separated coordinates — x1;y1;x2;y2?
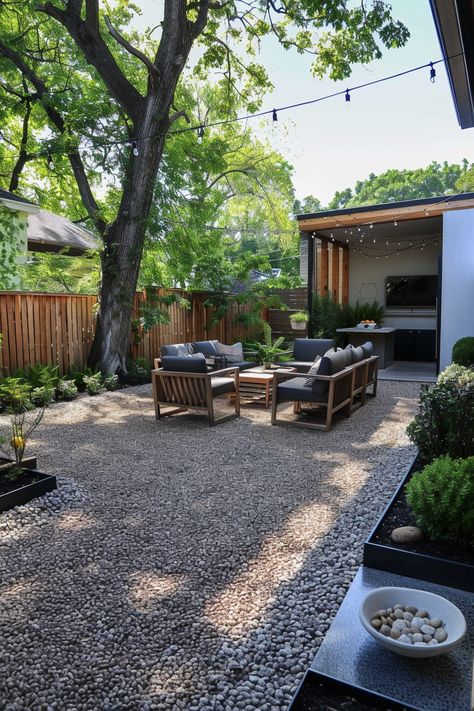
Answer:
0;459;56;513
288;669;423;711
363;454;474;592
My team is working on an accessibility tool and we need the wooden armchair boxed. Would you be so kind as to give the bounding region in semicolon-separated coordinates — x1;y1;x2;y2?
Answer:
152;356;240;427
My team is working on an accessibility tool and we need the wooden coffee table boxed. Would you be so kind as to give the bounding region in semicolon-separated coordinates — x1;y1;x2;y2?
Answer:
237;366;297;408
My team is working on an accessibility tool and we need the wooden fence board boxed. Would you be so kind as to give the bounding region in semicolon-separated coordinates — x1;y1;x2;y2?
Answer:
0;288;277;376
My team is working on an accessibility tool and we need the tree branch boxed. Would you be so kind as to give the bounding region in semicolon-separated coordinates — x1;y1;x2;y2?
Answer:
38;2;144;121
104;15;162;87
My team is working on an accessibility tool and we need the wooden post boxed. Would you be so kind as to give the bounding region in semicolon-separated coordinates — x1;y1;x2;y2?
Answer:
342;245;349;304
320;240;329;296
331;244;340;303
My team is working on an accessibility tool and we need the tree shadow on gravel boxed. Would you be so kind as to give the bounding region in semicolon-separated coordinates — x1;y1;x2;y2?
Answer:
0;382;419;711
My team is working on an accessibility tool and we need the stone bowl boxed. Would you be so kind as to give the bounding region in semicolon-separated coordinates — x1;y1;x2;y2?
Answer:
359;586;466;658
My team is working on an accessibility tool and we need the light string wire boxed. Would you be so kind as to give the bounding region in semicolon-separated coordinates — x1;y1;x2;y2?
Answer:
31;52;463;157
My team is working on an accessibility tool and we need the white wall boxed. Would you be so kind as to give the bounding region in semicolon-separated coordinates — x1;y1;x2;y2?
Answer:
440;209;474;370
348;241;440;330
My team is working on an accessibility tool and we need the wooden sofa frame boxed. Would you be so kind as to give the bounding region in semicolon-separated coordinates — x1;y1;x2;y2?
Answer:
152;366;240;427
271;355;379;431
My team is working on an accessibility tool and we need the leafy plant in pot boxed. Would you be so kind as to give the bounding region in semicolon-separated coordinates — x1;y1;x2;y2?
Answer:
247;323;290;369
289;311;309;331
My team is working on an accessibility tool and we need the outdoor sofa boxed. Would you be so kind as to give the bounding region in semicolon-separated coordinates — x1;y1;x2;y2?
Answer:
271;341;378;431
155;340;258;372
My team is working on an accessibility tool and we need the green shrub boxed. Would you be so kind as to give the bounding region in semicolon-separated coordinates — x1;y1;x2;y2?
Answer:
56;379;79;401
437;363;474;387
104;374;120;391
31;386;55;408
311;294;344;338
406;380;474;461
405;456;474;545
0;378;33;413
452;337;474;367
126;357;150;385
26;363;60;390
83;373;104;396
70;366;99;392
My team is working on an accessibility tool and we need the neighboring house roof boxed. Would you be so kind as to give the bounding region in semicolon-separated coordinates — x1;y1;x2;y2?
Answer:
27;210;98;256
297;192;474;231
429;0;474;129
0;188;39;214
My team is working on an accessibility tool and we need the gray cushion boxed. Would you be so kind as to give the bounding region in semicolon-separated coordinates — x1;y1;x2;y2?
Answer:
293;338;335;361
350;345;364;363
160;342;193;357
161;355;207;373
304;355;322;387
215;341;244;363
192;340;219;356
277;377;328;403
211;377;235;396
312;350;348;395
361;341;373;358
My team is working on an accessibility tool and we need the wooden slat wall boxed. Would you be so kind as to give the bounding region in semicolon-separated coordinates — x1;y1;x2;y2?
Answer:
267;287;309;340
0;289;262;376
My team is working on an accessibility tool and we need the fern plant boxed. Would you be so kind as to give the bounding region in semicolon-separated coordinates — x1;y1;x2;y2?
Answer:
405;456;474;545
247;323;289;366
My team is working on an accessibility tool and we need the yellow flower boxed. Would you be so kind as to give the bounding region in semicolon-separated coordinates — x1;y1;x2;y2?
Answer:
11;435;25;450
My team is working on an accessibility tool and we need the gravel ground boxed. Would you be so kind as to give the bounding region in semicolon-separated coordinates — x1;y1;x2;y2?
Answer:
0;380;419;711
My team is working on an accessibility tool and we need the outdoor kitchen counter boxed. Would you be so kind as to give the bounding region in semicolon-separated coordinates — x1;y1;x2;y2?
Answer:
337;327;397;368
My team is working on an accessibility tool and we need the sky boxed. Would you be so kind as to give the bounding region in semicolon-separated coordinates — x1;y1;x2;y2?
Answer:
130;0;473;204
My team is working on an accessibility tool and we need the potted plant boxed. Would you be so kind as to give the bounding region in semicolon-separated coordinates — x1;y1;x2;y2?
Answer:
247;323;291;370
0;392;56;512
289;311;309;331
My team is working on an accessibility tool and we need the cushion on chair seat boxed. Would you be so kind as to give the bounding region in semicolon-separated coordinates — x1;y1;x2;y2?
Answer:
277;377;328;403
211;377;235;396
161;355;207;372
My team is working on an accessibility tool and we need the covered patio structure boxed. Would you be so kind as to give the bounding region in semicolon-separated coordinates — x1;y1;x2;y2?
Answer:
298;192;474;374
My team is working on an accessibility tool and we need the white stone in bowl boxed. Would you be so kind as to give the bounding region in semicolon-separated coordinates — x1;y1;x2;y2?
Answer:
359;586;466;658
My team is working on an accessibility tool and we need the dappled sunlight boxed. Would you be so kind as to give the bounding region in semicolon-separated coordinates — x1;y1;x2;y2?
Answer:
56;510;96;531
353;397;418;449
204;500;335;638
127;570;185;613
0;578;37;604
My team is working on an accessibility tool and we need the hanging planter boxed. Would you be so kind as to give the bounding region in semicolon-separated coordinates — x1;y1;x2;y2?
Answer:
289;311;309;331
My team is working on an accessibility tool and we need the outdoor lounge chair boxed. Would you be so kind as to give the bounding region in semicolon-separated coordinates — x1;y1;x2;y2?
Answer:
271;350;372;431
278;338;335;372
152;355;240;426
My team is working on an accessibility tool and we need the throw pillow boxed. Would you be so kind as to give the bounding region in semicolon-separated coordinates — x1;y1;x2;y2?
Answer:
324;346;343;356
176;343;193;357
215;341;244;363
304;355;322;387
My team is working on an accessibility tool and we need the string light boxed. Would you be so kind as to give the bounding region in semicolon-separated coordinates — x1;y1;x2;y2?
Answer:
394;220;398;227
197;126;205;144
47;153;54;170
430;62;436;82
272;108;278;122
131;140;139;156
345;88;351;103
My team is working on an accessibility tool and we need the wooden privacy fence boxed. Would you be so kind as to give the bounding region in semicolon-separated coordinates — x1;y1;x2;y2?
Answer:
0;290;261;376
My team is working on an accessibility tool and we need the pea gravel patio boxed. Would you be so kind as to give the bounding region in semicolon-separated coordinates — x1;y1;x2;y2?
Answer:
0;380;420;711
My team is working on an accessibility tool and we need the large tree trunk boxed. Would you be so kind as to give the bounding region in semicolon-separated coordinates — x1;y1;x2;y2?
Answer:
88;109;170;375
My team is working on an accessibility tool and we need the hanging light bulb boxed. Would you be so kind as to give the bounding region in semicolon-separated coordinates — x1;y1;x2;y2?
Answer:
272;108;278;122
330;232;334;242
373;238;376;244
394;220;398;227
47;153;54;170
430;62;436;83
345;88;351;102
197;126;205;144
370;223;374;229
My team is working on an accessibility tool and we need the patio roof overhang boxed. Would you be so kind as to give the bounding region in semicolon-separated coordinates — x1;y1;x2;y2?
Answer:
297;192;474;234
429;0;474;129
